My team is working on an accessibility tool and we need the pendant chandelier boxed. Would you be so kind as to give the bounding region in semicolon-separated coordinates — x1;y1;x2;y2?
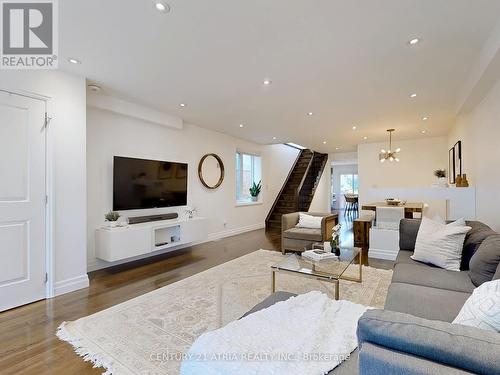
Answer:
379;129;401;163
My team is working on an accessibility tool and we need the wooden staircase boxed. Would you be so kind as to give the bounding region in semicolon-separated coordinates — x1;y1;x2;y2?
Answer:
265;149;329;231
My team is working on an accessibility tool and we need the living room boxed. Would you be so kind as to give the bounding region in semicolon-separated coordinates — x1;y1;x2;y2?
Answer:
1;1;500;374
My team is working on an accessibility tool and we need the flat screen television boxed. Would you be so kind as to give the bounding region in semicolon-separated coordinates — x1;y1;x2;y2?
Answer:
113;156;188;210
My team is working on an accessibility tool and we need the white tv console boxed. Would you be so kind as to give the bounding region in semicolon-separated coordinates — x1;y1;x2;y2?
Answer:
95;217;208;262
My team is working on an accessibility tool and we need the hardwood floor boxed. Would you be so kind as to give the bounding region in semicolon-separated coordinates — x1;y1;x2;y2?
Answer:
0;226;392;375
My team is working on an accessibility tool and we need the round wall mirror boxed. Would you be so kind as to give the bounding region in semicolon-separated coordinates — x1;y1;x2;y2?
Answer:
198;153;224;189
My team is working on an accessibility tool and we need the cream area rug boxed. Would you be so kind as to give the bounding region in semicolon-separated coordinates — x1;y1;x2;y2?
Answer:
57;249;392;375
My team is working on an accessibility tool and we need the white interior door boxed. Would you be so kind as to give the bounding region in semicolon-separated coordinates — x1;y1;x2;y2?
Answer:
0;91;46;312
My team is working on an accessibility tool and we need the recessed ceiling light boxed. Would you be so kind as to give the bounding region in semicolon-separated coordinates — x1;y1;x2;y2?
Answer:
68;58;81;64
422;116;429;121
335;147;340;150
410;93;417;98
272;136;277;140
179;103;186;108
154;1;170;12
87;84;101;92
323;141;327;144
352;126;357;130
421;130;426;134
263;79;271;85
363;136;368;140
409;37;420;45
239;124;244;128
307;112;314;116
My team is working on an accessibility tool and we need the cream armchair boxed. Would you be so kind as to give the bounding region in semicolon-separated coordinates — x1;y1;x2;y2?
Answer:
281;212;339;254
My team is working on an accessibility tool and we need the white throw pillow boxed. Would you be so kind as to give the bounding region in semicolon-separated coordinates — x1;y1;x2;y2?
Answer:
296;213;322;229
453;279;500;332
411;217;471;271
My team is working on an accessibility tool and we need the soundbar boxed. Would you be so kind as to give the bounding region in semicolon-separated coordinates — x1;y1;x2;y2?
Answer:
128;213;179;224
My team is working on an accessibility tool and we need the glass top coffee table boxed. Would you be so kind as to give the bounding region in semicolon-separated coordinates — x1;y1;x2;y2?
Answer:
271;247;362;300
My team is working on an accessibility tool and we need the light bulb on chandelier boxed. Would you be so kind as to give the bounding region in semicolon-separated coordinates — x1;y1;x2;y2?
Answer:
379;129;401;163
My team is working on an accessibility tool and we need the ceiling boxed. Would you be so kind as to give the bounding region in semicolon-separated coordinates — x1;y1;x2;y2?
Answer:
60;0;500;152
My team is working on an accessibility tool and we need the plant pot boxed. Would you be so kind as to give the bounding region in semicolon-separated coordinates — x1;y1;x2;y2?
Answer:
438;177;448;188
251;196;258;202
106;221;118;228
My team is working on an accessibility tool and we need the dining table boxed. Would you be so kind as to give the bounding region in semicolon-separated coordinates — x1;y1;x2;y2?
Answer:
361;201;424;218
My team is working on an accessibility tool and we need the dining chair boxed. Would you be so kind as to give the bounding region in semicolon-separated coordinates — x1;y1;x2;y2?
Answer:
344;194;359;212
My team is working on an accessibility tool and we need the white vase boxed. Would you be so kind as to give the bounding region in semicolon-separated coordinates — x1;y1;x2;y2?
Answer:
106;221;118;228
438;177;448;188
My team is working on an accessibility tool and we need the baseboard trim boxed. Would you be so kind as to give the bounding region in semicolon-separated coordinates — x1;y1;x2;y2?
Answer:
87;222;266;272
206;223;265;242
369;248;398;261
54;274;89;297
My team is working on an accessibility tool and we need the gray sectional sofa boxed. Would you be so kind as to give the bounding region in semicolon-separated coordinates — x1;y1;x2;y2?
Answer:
244;219;500;374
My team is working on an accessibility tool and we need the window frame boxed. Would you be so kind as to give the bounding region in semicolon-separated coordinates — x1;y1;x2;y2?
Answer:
235;150;262;205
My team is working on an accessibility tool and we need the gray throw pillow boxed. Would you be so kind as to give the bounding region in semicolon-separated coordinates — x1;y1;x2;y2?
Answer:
469;235;500;286
494;263;500;281
461;221;496;270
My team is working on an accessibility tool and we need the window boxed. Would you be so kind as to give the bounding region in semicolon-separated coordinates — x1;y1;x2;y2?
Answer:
236;151;262;203
340;174;359;194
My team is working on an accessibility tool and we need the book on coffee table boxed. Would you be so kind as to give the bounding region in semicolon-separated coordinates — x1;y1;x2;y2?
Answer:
302;249;338;262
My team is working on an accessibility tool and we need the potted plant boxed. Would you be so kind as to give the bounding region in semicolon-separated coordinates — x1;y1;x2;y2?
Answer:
330;223;342;255
434;169;448;187
249;180;262;202
105;210;120;228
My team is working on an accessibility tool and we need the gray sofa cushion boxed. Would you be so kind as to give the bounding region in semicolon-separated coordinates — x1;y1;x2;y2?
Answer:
469;234;500;286
357;309;500;375
385;282;470;322
395;250;438;268
399;219;421;251
359;342;474;375
461;221;496;270
392;264;475;293
495;263;500;280
283;227;322;241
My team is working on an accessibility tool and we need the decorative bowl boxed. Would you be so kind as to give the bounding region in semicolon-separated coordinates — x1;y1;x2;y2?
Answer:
385;199;401;206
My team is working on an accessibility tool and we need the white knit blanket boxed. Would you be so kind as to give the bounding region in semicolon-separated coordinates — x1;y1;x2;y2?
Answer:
180;291;369;375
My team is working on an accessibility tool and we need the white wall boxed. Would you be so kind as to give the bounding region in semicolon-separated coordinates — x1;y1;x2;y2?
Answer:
448;76;500;231
358;137;449;218
0;71;88;295
87;105;299;270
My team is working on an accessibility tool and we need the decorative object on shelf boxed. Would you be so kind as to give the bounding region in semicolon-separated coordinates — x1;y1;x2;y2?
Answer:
198;153;225;189
434;169;448;187
456;174;469;187
449;140;462;184
116;216;129;227
379;129;401;163
249;180;262;202
104;211;120;228
185;207;197;219
385;198;402;206
330;223;342;254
